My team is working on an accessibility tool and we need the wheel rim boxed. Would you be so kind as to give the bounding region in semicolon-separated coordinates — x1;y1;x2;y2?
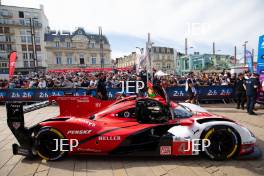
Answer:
36;128;66;160
204;128;238;159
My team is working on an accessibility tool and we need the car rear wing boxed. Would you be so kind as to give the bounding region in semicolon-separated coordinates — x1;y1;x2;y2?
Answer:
48;95;115;117
6;102;33;155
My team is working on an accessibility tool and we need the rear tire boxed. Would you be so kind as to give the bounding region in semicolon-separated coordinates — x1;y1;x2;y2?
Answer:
201;125;240;160
35;127;67;161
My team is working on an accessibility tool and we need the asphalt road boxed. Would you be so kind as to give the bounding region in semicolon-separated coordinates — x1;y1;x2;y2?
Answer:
0;104;264;176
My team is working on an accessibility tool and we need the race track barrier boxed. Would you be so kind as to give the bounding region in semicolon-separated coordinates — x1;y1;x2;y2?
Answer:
0;86;235;102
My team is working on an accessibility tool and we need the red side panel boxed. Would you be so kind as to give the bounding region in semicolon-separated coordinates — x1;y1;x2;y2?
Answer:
49;96;115;117
172;141;193;155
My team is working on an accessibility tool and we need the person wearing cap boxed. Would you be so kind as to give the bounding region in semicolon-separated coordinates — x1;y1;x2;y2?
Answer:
234;73;246;109
244;73;259;115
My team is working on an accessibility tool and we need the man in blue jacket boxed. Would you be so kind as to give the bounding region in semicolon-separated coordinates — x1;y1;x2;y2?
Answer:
244;73;259;115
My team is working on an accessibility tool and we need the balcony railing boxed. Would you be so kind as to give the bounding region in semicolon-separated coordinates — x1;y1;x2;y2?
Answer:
0;11;13;17
0;18;42;27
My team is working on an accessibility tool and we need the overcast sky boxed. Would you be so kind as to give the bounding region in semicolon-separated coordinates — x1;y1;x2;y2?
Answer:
2;0;264;60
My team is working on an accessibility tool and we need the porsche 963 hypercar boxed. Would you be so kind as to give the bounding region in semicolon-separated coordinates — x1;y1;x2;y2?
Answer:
6;93;262;161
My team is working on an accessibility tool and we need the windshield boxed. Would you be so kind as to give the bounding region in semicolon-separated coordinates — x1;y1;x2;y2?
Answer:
172;105;193;119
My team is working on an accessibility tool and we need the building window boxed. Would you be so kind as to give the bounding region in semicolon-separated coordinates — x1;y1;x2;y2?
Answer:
55;41;60;48
21;36;27;43
0;44;5;51
0;35;4;42
5;35;11;42
92;57;96;65
19;11;24;18
66;42;70;48
35;37;40;44
30;61;34;67
2;62;7;67
27;36;32;43
56;55;62;64
185;60;189;70
29;53;34;59
23;53;28;60
24;61;29;67
91;42;95;48
6;44;11;51
80;57;85;65
67;56;72;64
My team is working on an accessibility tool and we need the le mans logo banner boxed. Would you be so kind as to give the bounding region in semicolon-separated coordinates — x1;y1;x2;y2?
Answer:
257;35;264;74
9;51;17;80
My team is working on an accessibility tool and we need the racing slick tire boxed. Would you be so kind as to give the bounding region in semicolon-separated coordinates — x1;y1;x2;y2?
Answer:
35;127;67;161
201;125;241;161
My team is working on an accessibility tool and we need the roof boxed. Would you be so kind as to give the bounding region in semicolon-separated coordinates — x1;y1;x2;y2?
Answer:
44;27;110;44
152;46;174;54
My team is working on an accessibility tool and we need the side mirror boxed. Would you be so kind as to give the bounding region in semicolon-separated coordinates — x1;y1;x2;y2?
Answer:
180;119;194;126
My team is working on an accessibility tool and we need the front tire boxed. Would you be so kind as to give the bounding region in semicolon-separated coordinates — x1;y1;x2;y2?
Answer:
35;127;67;161
201;125;240;160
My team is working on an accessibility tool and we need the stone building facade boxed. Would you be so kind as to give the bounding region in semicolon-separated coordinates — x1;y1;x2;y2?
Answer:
0;4;49;74
45;27;111;70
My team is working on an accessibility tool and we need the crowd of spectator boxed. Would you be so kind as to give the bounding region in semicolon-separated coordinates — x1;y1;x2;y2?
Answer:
0;69;236;89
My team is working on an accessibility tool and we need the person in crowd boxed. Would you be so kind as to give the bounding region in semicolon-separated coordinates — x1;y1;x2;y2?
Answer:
244;73;259;115
185;72;197;104
234;73;246;109
64;79;74;88
89;77;97;89
96;73;108;100
28;78;35;88
46;79;55;88
38;78;47;88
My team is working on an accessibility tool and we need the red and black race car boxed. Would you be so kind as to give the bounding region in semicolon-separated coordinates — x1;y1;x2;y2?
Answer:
6;91;262;161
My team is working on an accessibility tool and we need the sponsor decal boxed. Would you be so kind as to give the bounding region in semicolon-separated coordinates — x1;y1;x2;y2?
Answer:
124;111;130;118
95;102;101;108
17;147;30;156
75;119;96;127
160;146;171;155
98;136;121;141
77;98;90;103
67;130;92;135
173;141;193;155
10;104;21;108
172;139;210;155
77;148;101;152
192;129;199;135
12;122;21;129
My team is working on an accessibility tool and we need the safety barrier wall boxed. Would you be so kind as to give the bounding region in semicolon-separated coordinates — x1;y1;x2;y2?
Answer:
0;86;235;102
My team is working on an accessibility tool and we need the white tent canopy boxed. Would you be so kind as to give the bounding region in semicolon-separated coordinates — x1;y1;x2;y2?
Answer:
155;70;168;77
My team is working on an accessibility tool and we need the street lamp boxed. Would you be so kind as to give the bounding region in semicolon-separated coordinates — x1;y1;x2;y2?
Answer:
243;41;248;65
136;47;143;54
29;17;38;73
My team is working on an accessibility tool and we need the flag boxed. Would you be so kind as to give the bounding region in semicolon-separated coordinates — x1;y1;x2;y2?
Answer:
136;48;147;74
257;35;264;74
136;48;143;74
246;50;253;73
9;51;17;80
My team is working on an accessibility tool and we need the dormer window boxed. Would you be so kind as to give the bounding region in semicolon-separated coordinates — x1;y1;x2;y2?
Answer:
66;42;70;48
55;41;60;48
91;42;95;48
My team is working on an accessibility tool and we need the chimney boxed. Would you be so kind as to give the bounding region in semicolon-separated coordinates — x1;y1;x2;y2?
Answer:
40;4;44;11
